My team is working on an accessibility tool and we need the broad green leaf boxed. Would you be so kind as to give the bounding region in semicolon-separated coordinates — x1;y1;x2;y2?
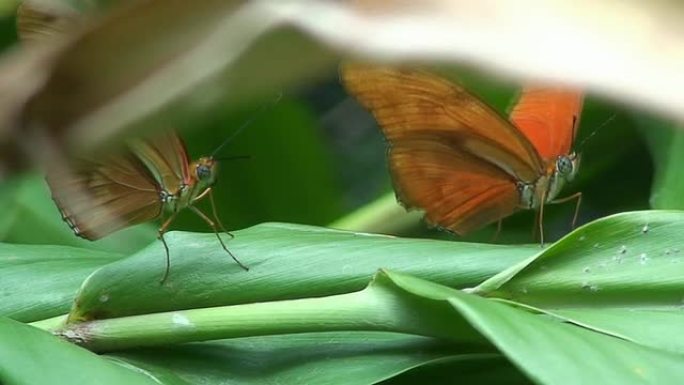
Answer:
382;355;532;385
0;316;160;385
57;270;684;385
635;116;684;209
383;272;684;385
549;308;684;355
0;242;118;322
474;211;684;309
69;223;534;320
442;282;684;384
111;333;471;385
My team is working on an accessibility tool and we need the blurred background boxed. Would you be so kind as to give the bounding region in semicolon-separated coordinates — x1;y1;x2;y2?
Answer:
0;2;665;255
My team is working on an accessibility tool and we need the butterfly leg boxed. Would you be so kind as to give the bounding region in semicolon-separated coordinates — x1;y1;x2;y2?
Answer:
551;192;583;229
158;212;179;284
489;219;503;243
530;210;539;241
537;189;548;247
189;205;249;271
209;189;234;240
193;188;234;239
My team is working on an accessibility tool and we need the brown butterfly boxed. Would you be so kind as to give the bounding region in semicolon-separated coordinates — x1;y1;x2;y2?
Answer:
341;63;584;243
46;131;249;283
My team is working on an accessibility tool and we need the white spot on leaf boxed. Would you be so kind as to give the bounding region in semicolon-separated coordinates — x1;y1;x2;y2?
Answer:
172;313;194;328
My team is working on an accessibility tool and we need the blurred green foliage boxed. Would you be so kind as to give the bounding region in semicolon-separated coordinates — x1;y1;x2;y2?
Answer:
0;9;16;49
174;97;345;231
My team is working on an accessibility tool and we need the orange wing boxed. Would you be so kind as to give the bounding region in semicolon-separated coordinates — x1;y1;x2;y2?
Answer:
390;139;520;234
509;88;583;161
342;63;543;183
342;63;545;233
46;150;162;240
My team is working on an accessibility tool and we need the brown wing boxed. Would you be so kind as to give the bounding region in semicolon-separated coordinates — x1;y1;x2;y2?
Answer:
128;131;192;194
341;63;543;183
509;88;583;161
391;139;520;234
46;150;163;240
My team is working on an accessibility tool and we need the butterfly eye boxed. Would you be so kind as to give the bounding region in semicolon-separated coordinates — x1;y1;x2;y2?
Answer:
196;165;211;180
556;156;574;177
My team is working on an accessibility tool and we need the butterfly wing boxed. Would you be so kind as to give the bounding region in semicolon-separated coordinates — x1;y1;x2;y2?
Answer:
509;88;583;161
46;151;163;240
129;132;192;194
391;139;520;234
342;63;544;182
341;63;542;233
46;131;191;240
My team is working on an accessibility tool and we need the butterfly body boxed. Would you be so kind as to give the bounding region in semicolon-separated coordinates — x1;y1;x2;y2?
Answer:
157;157;218;215
518;153;579;210
342;63;583;238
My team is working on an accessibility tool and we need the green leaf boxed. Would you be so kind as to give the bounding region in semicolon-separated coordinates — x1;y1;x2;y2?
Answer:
549;308;684;355
68;223;534;321
0;316;160;385
381;272;684;384
442;281;684;385
0;243;118;322
382;355;532;385
111;333;471;385
473;211;684;308
635;116;684;209
49;268;684;384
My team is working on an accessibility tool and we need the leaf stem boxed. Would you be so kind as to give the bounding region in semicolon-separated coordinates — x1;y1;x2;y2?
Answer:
51;282;463;352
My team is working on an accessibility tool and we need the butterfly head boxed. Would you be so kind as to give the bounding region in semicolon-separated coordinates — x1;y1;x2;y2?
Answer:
555;152;580;182
192;157;219;189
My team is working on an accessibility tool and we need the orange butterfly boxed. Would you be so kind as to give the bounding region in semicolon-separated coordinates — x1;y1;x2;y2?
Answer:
341;63;583;243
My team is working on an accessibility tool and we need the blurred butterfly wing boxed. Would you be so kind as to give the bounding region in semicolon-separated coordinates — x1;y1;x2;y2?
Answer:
391;139;520;234
47;152;162;240
509;88;583;160
341;63;544;182
129;131;192;193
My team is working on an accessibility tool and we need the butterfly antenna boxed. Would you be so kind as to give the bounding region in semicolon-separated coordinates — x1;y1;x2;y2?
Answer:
575;113;616;153
215;155;251;162
211;92;284;158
